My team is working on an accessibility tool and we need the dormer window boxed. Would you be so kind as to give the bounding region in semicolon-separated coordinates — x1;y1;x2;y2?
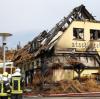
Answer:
90;29;100;40
73;28;84;40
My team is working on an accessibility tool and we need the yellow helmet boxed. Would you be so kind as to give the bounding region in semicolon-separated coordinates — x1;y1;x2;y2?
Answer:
3;72;8;77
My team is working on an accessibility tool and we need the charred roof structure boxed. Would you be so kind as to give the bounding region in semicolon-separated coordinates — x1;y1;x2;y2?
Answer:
30;4;95;57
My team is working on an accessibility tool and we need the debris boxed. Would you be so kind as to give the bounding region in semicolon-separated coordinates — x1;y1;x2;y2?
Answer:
83;79;100;92
32;78;100;94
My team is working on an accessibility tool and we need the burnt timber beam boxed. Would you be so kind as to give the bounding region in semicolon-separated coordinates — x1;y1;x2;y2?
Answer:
54;52;98;57
33;66;99;70
64;66;100;70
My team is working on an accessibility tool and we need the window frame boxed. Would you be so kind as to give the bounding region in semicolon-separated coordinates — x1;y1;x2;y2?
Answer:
90;29;100;40
73;28;84;40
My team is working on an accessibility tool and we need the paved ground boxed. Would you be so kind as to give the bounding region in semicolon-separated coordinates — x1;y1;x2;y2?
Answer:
23;96;100;99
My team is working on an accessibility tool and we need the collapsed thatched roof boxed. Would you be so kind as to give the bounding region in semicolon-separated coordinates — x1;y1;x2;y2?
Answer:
6;50;15;61
0;46;15;61
13;42;33;65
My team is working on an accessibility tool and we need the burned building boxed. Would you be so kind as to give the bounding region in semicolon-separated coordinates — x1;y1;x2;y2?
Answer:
14;5;100;82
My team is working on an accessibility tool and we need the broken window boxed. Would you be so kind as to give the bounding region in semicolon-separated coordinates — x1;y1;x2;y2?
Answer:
32;42;36;50
73;28;84;40
90;29;100;40
32;41;40;50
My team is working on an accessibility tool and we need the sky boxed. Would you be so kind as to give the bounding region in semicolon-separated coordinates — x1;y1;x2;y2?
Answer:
0;0;100;49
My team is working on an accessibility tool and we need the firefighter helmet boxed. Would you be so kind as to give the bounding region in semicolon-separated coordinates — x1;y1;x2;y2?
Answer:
12;68;21;76
15;68;21;73
2;72;8;77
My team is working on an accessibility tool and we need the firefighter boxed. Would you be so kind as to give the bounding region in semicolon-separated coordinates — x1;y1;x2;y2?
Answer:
11;68;24;99
0;72;11;99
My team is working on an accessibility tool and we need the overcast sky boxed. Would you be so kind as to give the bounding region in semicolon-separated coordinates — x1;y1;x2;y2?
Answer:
0;0;100;49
